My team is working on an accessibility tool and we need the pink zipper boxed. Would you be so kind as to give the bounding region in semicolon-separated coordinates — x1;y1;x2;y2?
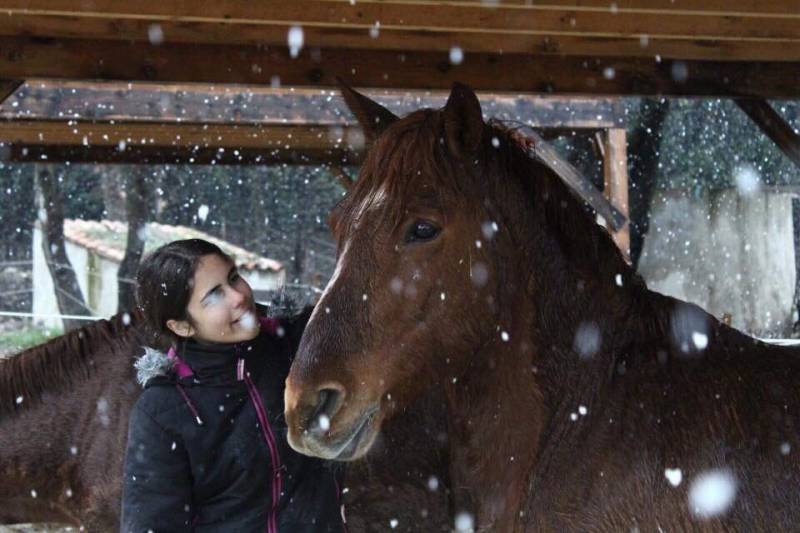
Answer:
335;478;348;532
240;358;282;533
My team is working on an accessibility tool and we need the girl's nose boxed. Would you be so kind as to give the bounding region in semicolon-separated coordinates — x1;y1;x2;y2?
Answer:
229;286;247;308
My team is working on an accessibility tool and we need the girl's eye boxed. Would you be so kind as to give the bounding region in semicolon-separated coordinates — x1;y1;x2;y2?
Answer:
405;220;440;243
203;289;222;306
230;272;241;282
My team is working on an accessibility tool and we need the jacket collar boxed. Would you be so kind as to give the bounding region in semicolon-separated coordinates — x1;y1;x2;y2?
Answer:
176;336;260;383
134;315;281;387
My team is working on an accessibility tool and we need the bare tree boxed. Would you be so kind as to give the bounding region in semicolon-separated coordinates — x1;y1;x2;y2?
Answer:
34;164;92;331
117;169;149;313
99;166;128;221
628;98;671;269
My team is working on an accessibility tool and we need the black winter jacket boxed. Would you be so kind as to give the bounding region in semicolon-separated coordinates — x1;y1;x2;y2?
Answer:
121;312;346;533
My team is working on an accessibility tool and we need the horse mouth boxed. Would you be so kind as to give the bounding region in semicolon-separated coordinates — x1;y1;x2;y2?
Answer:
293;405;380;461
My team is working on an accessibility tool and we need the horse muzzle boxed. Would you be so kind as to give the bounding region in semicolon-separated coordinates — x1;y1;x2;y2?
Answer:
286;394;381;461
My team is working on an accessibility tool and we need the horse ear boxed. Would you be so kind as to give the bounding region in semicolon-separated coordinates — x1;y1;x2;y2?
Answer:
443;82;484;159
337;77;398;143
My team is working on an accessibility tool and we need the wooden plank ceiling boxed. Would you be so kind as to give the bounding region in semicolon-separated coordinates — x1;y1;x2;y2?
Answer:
0;0;797;97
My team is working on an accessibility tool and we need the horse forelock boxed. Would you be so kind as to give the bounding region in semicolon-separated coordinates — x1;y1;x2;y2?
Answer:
0;313;139;418
338;109;465;235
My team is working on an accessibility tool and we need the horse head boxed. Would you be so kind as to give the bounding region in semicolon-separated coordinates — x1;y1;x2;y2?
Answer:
284;83;548;460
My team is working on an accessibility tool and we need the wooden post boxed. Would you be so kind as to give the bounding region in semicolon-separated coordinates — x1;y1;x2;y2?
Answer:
0;79;22;105
602;128;631;262
735;98;800;170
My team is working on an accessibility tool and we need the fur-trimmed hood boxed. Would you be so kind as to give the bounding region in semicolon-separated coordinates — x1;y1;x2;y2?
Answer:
132;313;296;388
134;347;174;387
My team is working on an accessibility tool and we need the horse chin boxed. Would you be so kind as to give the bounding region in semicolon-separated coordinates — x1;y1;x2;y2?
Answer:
289;405;382;462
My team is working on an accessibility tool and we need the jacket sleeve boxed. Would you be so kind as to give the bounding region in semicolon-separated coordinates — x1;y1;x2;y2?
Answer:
121;399;194;533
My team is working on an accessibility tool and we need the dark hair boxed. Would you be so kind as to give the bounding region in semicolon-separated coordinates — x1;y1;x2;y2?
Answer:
136;239;232;348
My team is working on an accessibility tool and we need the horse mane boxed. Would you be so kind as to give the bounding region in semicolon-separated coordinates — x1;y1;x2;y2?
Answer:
493;120;641;286
336;109;458;237
0;311;141;418
345;108;639;292
482;123;747;361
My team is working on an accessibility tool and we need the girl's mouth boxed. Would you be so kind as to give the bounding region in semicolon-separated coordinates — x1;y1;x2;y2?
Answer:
234;311;257;330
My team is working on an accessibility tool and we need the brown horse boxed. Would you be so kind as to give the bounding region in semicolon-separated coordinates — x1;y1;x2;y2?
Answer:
0;311;452;531
0;313;140;529
284;83;800;531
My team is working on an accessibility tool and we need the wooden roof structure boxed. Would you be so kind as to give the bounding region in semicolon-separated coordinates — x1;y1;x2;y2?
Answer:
0;1;797;97
0;80;626;165
0;0;798;258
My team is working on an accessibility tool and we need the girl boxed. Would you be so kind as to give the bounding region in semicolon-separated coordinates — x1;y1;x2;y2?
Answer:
122;239;345;532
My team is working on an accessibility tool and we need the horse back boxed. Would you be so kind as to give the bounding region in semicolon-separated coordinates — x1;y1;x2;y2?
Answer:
0;314;143;529
528;330;800;530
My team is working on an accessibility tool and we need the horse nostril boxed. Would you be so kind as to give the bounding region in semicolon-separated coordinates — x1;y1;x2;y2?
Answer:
307;386;344;435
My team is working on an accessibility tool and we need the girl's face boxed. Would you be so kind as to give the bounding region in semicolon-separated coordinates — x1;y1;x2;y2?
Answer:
167;253;260;344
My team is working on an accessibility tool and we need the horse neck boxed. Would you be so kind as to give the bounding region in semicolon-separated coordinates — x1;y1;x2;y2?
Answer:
442;292;545;531
440;223;640;529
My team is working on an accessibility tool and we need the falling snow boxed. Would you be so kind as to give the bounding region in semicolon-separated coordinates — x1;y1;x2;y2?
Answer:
449;47;464;65
147;24;164;45
664;468;683;487
691;332;708;350
197;204;210;222
688;469;738;519
455;511;474;531
733;164;761;196
288;26;304;58
573;322;601;359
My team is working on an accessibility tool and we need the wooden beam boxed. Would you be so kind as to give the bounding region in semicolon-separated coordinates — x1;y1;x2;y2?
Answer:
6;0;799;19
453;0;800;14
0;120;363;165
2;144;355;165
0;1;798;62
329;164;354;191
523;129;627;231
0;84;629;164
602;128;631;260
0;120;361;149
2;15;797;63
735;98;800;170
2;80;625;129
0;79;22;104
0;37;796;97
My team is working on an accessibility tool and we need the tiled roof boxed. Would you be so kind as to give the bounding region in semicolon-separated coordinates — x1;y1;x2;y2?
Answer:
63;219;283;273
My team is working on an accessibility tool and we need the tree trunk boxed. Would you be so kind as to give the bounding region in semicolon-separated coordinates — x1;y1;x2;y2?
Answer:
34;164;92;331
628;98;671;269
99;166;128;221
291;170;310;285
117;169;149;313
792;198;800;334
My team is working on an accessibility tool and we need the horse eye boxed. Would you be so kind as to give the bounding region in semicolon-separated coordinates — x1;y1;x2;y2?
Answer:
405;220;440;243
